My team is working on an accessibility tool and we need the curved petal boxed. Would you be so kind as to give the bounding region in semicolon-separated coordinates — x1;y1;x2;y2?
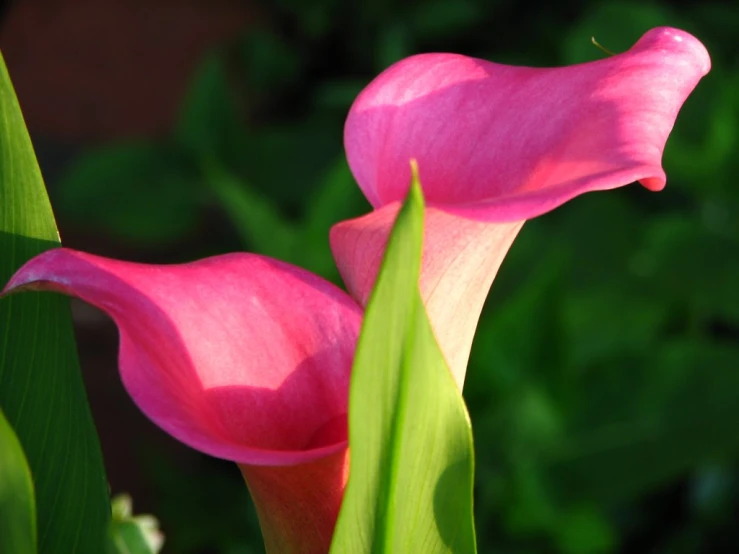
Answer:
345;27;710;221
2;248;362;466
331;204;522;387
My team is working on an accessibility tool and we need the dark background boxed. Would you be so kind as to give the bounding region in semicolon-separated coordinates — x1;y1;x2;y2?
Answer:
1;0;738;552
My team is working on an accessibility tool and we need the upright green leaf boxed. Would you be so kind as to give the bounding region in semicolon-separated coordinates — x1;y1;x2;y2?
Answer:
0;409;36;554
0;52;110;552
330;166;477;553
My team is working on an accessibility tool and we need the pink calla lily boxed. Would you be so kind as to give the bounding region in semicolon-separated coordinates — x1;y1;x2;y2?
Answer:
331;27;710;387
2;248;360;554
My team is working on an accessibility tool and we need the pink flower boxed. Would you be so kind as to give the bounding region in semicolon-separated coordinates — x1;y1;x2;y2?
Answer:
2;249;360;554
331;27;710;387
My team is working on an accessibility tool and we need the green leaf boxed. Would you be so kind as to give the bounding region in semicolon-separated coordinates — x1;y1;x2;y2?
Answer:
0;409;36;554
469;252;569;399
235;117;342;212
551;505;615;554
299;158;368;279
0;52;110;552
376;20;412;70
638;215;739;325
562;2;685;64
202;159;298;260
541;342;739;504
176;53;244;159
311;79;367;110
410;0;482;40
204;157;368;282
564;289;668;367
239;30;303;95
108;495;164;554
56;142;200;245
663;70;737;185
330;167;477;553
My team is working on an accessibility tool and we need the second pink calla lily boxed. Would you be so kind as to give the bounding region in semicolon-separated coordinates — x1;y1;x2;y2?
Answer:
332;27;710;387
2;248;360;554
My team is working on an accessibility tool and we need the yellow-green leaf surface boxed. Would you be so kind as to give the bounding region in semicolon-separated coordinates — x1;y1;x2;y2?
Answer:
0;409;36;554
0;52;110;552
330;169;477;553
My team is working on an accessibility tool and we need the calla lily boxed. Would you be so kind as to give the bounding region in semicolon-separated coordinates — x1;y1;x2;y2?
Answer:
2;248;360;554
331;27;710;387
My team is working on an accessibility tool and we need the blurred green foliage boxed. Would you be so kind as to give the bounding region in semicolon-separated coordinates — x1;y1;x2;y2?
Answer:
108;495;164;554
53;0;739;552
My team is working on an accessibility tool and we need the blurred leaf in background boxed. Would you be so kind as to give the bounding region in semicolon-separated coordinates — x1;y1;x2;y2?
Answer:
56;142;202;246
108;495;164;554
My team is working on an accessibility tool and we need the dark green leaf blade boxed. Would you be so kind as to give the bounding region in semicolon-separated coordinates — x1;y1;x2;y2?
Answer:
0;409;36;554
330;168;477;553
0;52;110;553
